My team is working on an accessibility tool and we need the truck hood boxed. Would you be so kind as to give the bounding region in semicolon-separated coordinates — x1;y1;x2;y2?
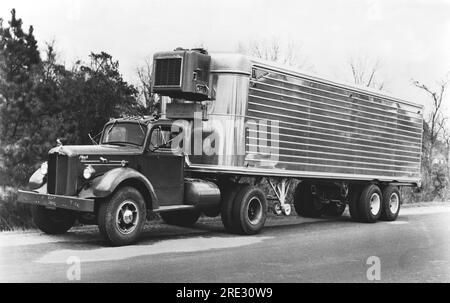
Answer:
48;144;142;157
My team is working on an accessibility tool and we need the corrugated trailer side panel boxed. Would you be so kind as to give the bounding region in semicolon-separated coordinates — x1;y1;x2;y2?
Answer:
245;62;423;182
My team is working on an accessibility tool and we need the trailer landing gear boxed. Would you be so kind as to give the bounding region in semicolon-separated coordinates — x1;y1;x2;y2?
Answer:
268;178;293;216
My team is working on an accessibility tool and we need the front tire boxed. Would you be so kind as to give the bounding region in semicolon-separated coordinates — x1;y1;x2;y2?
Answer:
32;206;76;234
380;186;401;221
98;186;146;246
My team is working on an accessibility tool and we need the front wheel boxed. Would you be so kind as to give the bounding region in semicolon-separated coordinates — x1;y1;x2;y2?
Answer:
98;186;147;246
32;206;76;234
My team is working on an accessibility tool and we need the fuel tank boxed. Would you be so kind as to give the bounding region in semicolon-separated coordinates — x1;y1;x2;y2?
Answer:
184;178;221;210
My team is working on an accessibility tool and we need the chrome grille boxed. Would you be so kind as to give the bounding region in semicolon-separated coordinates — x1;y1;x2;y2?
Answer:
47;153;69;195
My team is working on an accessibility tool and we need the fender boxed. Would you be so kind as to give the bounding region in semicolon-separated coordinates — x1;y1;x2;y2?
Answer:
78;167;159;209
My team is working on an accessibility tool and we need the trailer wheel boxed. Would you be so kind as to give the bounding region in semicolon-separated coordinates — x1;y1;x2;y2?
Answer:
358;184;382;223
231;185;267;235
32;206;76;234
323;202;346;217
380;186;401;221
220;183;243;233
160;209;201;226
98;186;146;246
349;187;362;222
294;181;324;218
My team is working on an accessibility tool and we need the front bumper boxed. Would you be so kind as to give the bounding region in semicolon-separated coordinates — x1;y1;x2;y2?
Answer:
17;190;95;212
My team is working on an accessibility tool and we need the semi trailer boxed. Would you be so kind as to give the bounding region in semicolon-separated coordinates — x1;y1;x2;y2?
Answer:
17;48;423;246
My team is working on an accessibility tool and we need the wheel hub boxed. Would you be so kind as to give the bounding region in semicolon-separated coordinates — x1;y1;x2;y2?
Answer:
369;193;381;216
116;200;139;235
123;209;134;224
248;197;263;225
389;193;399;213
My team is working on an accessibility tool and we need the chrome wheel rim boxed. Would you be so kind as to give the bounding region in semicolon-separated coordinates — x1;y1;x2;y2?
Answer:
247;197;263;225
389;193;400;214
369;193;381;216
116;200;139;235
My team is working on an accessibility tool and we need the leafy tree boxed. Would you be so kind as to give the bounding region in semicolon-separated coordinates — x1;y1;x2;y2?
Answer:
0;9;44;184
0;10;144;186
60;52;142;145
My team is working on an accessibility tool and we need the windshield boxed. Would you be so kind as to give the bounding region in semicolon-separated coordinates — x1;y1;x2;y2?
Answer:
102;122;147;146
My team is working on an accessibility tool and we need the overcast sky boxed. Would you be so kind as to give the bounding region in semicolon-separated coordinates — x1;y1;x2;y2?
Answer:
1;0;449;115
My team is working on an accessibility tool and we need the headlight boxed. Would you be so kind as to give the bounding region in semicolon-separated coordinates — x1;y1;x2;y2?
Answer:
83;165;96;179
40;162;48;175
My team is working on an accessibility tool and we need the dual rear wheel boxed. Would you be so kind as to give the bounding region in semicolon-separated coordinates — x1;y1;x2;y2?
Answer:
293;182;401;223
348;184;401;222
220;184;268;235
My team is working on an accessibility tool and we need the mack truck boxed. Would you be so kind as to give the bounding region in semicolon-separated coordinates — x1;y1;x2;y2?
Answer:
17;48;423;246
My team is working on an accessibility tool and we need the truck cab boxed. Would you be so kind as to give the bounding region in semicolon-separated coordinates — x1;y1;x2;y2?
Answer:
18;116;221;246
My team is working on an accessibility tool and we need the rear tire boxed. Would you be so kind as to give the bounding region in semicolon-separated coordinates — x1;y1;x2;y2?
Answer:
220;183;243;233
32;206;76;234
349;186;362;222
231;185;267;235
293;181;324;218
160;209;201;226
380;186;401;221
98;186;146;246
358;184;382;223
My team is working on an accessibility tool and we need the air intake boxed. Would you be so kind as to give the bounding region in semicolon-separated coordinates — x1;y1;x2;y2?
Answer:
154;58;182;86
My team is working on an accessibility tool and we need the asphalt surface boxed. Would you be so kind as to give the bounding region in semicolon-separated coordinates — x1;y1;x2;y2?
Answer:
1;204;449;283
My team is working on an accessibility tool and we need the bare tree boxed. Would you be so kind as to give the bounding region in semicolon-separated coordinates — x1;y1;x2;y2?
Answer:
347;56;385;90
413;77;449;169
136;57;158;114
237;39;313;70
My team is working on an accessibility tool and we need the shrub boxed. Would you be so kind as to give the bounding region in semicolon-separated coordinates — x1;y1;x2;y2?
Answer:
0;187;34;231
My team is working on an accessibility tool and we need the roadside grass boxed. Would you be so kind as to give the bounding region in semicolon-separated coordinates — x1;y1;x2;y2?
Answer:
0;187;34;231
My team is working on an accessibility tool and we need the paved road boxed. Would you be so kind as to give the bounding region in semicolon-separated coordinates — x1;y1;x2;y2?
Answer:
1;204;449;283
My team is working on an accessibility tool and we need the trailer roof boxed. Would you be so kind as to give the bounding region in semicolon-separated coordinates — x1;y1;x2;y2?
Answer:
210;53;423;110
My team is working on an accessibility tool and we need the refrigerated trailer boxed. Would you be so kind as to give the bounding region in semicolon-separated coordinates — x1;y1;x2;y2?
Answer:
17;48;423;245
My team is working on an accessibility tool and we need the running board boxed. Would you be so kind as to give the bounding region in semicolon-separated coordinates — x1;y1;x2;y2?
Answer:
153;205;196;212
